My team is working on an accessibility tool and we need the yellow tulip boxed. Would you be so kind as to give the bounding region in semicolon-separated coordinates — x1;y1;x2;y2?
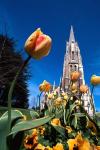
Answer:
48;93;54;99
54;97;62;106
80;85;88;93
63;95;68;100
71;83;77;91
24;28;52;59
91;75;100;85
39;80;51;92
71;71;81;82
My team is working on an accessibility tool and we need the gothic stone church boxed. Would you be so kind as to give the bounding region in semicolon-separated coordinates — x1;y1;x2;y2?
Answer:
61;26;95;116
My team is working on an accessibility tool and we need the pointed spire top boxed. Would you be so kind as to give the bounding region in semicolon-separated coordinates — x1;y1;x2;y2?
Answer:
53;81;55;91
69;26;75;43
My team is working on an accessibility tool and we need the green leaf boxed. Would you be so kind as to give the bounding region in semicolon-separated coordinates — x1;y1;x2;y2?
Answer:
29;110;39;119
51;125;67;138
0;110;24;150
9;116;52;135
0;106;39;120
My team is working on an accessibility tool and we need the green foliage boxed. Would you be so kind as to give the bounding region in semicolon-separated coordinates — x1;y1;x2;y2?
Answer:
0;34;29;108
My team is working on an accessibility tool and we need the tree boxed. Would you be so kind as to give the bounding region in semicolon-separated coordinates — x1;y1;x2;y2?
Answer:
0;34;29;108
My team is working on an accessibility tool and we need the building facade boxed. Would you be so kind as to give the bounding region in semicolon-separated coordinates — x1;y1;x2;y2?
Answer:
61;26;95;115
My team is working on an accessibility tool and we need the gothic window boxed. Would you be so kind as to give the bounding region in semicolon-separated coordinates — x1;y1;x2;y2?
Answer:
70;65;72;71
72;51;74;60
74;65;77;71
77;51;78;56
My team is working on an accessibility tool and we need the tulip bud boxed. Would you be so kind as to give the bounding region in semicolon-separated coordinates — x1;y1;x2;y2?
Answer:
71;83;77;91
24;28;52;59
39;80;51;92
80;85;88;93
48;93;54;99
91;75;100;85
71;71;81;82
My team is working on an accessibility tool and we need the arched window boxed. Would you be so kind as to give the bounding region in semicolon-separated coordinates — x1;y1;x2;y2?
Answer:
74;65;77;71
70;65;72;71
72;51;74;60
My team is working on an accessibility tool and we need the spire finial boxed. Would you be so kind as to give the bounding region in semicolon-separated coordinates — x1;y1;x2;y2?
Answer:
53;81;55;90
69;26;75;43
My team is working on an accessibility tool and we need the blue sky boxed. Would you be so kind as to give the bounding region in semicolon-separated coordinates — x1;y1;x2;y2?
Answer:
0;0;100;111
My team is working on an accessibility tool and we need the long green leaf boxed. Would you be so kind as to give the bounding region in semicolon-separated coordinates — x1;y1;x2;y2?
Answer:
0;110;24;150
9;116;52;135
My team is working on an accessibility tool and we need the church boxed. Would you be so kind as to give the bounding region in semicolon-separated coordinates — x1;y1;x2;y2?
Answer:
61;26;95;116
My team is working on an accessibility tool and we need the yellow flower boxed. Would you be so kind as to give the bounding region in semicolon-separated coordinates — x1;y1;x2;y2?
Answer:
51;118;61;126
53;91;57;96
24;28;52;59
54;97;62;106
38;126;45;135
24;131;38;149
91;75;100;85
80;84;88;93
32;129;38;136
71;83;77;91
53;143;64;150
67;132;93;150
67;139;78;150
71;71;81;82
76;132;92;150
48;93;54;99
96;146;100;150
61;92;66;96
34;143;45;150
63;94;68;100
46;146;53;150
66;126;72;133
39;80;51;92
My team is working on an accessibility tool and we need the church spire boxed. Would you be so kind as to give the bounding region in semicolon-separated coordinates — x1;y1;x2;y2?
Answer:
69;26;75;43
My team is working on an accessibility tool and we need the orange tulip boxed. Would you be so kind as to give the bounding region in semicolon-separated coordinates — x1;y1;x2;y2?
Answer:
24;28;52;59
80;85;88;93
91;75;100;85
71;71;81;82
39;80;51;92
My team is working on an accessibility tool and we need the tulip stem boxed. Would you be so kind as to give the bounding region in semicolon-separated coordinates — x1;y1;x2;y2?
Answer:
90;85;95;114
8;55;31;134
38;92;42;114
